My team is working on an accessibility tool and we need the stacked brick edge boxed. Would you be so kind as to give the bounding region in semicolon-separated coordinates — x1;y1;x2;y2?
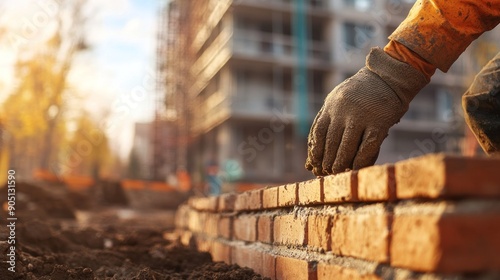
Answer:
174;153;500;280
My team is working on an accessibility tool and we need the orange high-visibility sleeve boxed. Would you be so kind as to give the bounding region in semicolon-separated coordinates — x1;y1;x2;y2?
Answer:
384;40;436;82
389;0;500;72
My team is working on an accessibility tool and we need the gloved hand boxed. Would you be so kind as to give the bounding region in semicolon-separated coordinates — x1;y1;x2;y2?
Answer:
462;52;500;156
305;47;428;176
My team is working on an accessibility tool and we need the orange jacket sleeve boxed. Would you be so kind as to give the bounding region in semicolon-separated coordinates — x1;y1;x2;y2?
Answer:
386;0;500;73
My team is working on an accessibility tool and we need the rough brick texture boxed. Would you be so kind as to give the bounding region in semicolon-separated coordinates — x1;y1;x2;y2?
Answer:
278;183;298;207
263;186;279;209
276;256;317;280
233;215;257;242
218;216;232;239
257;215;274;244
395;153;500;199
175;154;500;280
330;212;390;262
392;211;500;273
323;171;358;203
307;215;331;251
358;164;395;201
274;214;307;246
218;193;237;212
298;178;323;205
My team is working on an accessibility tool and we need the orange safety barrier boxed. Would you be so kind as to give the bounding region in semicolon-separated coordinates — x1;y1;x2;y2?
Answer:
32;169;60;183
63;175;95;191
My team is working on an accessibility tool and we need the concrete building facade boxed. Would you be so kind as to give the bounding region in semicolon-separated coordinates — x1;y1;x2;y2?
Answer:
160;0;497;189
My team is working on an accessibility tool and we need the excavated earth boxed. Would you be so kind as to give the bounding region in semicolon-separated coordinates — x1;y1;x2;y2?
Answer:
0;182;267;280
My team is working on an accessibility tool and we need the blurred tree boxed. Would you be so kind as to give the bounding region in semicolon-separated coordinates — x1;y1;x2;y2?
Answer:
64;113;113;180
1;0;91;176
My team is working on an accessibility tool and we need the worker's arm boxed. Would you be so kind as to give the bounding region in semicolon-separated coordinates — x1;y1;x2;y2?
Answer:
388;0;500;73
306;0;500;176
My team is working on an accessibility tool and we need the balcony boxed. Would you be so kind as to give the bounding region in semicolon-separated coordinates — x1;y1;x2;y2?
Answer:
232;30;330;65
233;0;329;11
231;90;323;120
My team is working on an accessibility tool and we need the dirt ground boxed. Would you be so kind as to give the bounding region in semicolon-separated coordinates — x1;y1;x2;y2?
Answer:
0;182;268;280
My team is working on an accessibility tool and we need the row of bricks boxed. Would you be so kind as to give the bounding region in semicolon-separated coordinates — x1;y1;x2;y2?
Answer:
188;154;500;213
181;235;379;280
176;204;500;273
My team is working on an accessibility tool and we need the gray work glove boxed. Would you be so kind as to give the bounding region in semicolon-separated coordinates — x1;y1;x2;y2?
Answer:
462;52;500;156
305;47;428;176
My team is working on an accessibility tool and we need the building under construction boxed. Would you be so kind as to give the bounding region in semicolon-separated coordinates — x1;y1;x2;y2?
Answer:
156;0;496;192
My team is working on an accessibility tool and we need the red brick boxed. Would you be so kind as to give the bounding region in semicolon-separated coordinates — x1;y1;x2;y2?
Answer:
203;213;219;237
188;211;205;233
211;241;231;263
179;230;194;247
234;192;248;211
307;215;331;251
233;215;257;242
195;237;212;252
247;189;263;210
218;216;232;239
391;212;500;273
330;212;390;263
261;252;276;279
276;256;317;280
263;186;279;209
298;178;323;205
278;183;298;207
257;215;274;244
274;214;307;246
395;153;500;199
219;193;237;212
358;164;395;201
189;196;218;212
231;246;262;272
323;171;358;203
317;263;380;280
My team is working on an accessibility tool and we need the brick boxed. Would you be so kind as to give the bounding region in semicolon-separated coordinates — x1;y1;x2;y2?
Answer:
358;164;395;201
233;215;257;242
298;178;323;205
179;230;194;247
395;153;500;199
211;241;231;263
331;213;390;263
175;204;190;229
247;189;263;210
234;192;248;211
219;193;237;212
218;216;232;239
274;214;307;246
278;183;298;207
257;215;274;244
189;196;218;212
317;263;380;280
261;252;276;279
263;186;279;209
203;213;219;237
391;212;500;273
323;171;358;203
188;211;205;233
231;246;262;272
307;215;331;251
276;256;317;280
195;237;212;252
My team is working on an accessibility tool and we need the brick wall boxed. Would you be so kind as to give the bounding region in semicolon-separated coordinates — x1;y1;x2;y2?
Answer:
175;154;500;279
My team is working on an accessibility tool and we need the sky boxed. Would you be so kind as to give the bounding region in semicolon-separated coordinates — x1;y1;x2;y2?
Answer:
0;0;163;159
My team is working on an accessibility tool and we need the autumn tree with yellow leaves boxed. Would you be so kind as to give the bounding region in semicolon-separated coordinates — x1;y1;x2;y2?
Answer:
1;0;117;180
